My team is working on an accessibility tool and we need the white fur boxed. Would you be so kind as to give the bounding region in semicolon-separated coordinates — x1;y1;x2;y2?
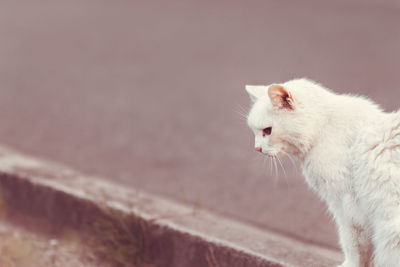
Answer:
246;78;400;267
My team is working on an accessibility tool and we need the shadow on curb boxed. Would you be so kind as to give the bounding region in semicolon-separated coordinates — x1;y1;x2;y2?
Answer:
0;173;281;267
0;147;340;267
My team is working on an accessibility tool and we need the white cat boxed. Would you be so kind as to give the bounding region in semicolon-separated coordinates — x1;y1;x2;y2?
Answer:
245;78;400;267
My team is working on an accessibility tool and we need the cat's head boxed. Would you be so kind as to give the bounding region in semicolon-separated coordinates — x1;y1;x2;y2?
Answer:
246;78;323;158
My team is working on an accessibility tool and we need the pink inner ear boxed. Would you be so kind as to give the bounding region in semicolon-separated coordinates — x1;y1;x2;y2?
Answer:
268;85;294;109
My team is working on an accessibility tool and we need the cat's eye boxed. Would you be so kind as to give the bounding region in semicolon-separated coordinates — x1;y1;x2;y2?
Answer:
263;127;272;136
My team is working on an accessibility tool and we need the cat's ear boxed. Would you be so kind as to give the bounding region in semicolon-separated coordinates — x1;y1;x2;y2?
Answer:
245;85;266;102
268;85;294;110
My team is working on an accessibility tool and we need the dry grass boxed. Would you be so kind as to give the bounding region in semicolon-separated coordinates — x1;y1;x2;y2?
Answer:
0;221;107;267
205;247;220;267
0;183;155;267
0;183;217;267
0;233;33;267
0;187;104;267
89;207;154;267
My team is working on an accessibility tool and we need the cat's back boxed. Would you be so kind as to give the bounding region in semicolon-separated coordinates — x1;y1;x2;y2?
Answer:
354;110;400;166
351;110;400;215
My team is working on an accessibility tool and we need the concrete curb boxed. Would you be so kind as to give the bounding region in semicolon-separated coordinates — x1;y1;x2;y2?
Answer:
0;146;341;267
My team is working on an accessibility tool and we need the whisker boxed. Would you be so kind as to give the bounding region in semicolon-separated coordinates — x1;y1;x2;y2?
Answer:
280;151;298;174
273;157;280;187
276;156;289;187
235;110;248;122
276;156;287;177
273;156;279;179
262;154;268;174
234;105;249;122
269;157;273;175
267;156;275;186
250;154;263;171
237;104;248;114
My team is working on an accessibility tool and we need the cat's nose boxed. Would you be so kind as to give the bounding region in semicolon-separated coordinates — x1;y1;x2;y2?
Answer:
255;147;262;153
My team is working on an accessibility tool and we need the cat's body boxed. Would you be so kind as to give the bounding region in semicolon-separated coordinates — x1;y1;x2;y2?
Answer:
245;78;400;267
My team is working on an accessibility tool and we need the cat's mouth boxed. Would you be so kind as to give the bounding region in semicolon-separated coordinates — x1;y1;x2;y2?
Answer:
262;150;281;158
265;152;281;158
256;147;283;158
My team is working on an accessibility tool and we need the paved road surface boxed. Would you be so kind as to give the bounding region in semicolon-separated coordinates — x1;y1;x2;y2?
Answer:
0;0;400;250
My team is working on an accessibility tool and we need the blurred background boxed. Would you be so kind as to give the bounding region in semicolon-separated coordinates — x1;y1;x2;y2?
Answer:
0;0;399;251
